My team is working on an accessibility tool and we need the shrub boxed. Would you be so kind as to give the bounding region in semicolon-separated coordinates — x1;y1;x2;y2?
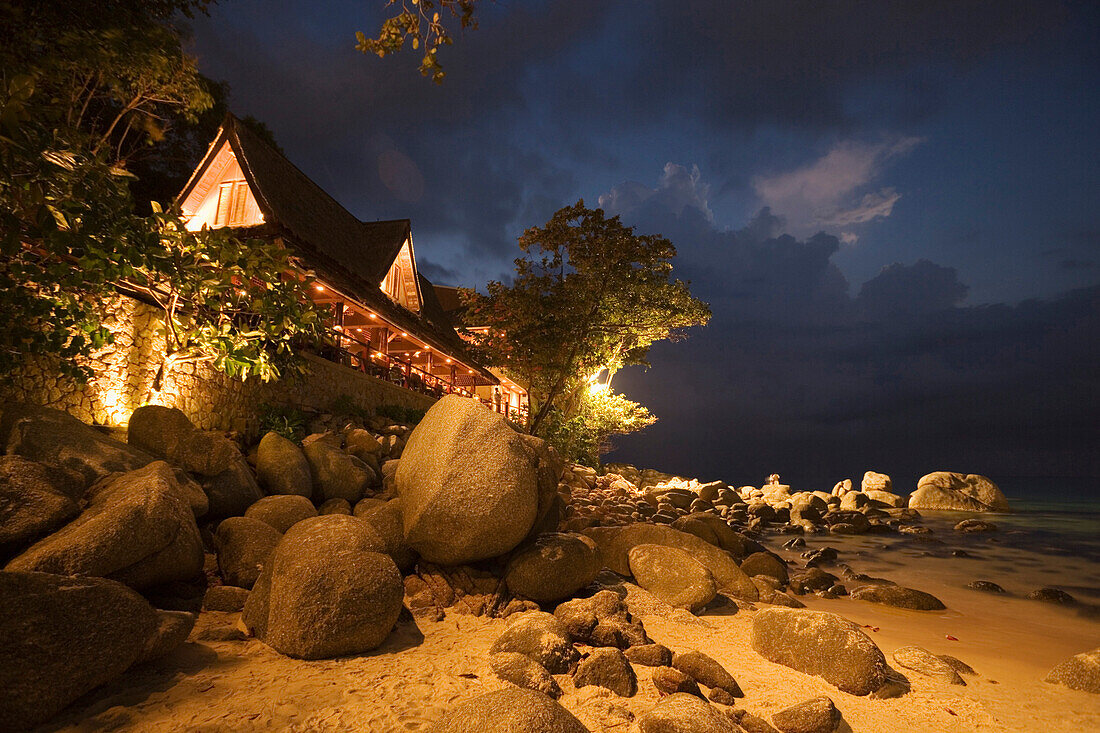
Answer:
258;403;308;442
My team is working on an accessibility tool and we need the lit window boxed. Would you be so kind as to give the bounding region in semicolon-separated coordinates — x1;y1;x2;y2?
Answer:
214;181;250;227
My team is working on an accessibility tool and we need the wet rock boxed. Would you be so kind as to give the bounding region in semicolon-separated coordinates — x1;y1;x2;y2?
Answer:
636;693;739;733
954;518;997;532
584;523;758;601
1044;647;1100;693
892;646;965;684
214;516;281;589
850;585;945;610
652;666;703;697
771;696;841;733
574;647;637;697
625;643;673;667
203;584;250;612
783;537;806;549
0;571;159;730
242;515;402;659
244;494;317;533
966;580;1005;593
0;455;81;558
908;472;1009;512
255;431;312;497
490;611;579;674
397;396;561;565
505;532;601;603
5;461;203;590
433;687;589;733
672;650;742;697
751;608;888;695
864;490;905;508
629;544;717;612
937;654;977;676
554;590;650;649
1028;587;1076;604
740;552;789;584
490;651;561;698
791;567;838;592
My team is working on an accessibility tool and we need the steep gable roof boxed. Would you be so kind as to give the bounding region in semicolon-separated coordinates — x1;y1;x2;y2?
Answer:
179;114;410;289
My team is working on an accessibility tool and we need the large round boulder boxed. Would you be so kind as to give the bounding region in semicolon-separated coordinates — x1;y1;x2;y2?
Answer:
215;516;282;589
5;461;203;590
489;651;562;698
433;687;589;733
573;647;637;697
740;552;789;584
241;514;402;659
908;472;1009;512
629;544;717;612
396;396;560;565
127;405;238;477
504;532;601;603
0;571;159;730
771;696;842;733
583;523;758;601
635;693;740;733
256;431;312;497
751;608;888;696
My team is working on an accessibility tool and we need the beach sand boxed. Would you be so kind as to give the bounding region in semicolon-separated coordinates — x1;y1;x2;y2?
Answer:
37;513;1100;733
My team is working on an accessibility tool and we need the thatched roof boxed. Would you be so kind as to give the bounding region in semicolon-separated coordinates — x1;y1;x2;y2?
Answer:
178;114;495;383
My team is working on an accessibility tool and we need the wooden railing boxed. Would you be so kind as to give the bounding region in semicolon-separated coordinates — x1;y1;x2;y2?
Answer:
312;327;529;421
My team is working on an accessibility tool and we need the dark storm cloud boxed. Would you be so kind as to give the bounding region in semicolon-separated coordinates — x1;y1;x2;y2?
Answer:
601;171;1100;486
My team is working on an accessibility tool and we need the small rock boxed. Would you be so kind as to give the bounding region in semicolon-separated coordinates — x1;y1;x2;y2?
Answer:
708;687;737;706
1027;587;1076;605
652;666;703;697
1044;647;1100;693
489;651;561;698
135;609;195;665
628;543;717;612
490;611;579;674
636;693;739;733
625;643;673;667
771;696;841;733
751;608;887;696
203;585;250;612
892;646;965;684
255;431;312;497
966;580;1005;593
937;655;977;676
740;552;789;584
672;650;742;697
954;519;997;532
318;497;352;515
849;585;945;610
433;687;589;732
554;590;650;649
215;516;281;589
573;647;637;697
244;494;317;533
505;532;601;603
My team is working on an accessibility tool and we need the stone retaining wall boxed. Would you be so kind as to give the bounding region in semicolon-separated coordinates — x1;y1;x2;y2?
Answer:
0;295;436;435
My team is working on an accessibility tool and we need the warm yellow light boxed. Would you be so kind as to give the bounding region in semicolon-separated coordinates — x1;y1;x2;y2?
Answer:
314;284;324;292
445;358;452;364
468;369;474;374
588;381;609;395
369;313;377;319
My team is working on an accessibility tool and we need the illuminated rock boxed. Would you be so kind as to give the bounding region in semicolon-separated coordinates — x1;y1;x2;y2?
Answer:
434;687;590;733
396;396;559;565
242;514;401;659
908;472;1009;512
256;430;312;497
504;532;601;603
6;461;203;590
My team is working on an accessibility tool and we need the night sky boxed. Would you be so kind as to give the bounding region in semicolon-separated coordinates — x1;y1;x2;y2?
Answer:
186;1;1100;491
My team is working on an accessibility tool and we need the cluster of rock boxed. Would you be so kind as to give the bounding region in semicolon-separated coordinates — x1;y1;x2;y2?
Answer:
1;394;1095;730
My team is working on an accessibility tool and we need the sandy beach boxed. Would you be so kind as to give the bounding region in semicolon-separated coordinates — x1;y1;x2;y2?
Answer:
34;508;1100;733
